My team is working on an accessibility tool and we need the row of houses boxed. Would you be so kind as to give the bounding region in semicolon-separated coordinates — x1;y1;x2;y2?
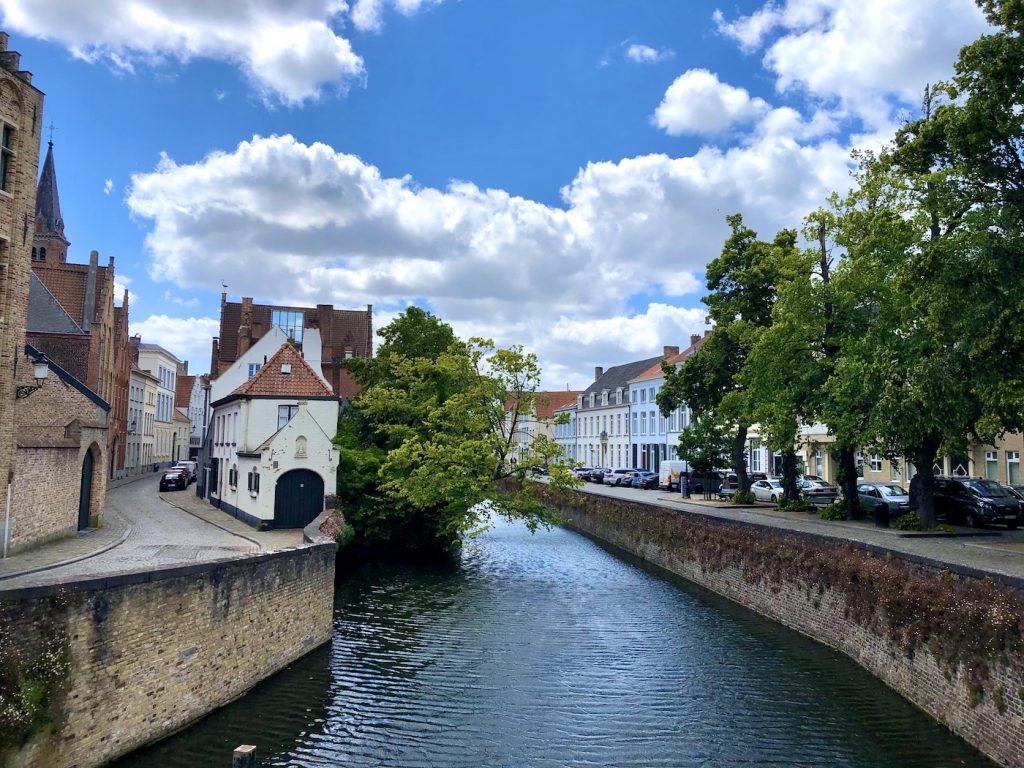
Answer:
537;331;1024;488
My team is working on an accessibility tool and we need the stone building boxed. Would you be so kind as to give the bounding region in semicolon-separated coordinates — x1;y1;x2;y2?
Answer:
211;294;373;400
28;138;129;477
0;32;45;529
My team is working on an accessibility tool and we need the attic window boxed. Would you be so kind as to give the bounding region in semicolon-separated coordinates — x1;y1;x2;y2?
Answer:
281;363;292;374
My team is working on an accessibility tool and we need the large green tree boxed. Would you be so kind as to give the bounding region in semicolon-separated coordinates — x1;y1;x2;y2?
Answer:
336;309;573;555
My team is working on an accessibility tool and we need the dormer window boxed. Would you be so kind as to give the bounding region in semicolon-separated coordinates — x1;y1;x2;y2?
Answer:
577;395;583;408
601;390;608;406
588;393;595;408
615;388;623;405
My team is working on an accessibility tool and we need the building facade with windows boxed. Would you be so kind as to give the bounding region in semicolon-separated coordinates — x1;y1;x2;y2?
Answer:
137;342;182;467
504;390;581;465
553;403;577;464
211;294;372;400
208;343;339;529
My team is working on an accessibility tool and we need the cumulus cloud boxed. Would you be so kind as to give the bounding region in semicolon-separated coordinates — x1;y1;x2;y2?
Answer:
130;314;220;371
126;132;854;387
162;290;200;308
0;0;430;104
351;0;444;32
714;0;991;127
653;69;769;136
113;275;138;307
625;43;675;64
103;178;113;195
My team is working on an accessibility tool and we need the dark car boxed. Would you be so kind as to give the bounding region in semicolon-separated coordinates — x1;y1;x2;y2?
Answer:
686;471;726;495
801;478;840;506
631;471;658;490
159;469;188;492
929;476;1021;528
529;465;549;475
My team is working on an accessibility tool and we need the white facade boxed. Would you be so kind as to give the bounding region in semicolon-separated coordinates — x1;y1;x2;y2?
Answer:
187;376;206;456
208;326;289;406
554;405;577;463
138;343;182;468
575;386;632;469
126;367;154;475
210;397;338;526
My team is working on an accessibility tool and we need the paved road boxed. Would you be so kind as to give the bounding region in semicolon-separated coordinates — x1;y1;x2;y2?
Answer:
1;476;266;589
559;478;1024;582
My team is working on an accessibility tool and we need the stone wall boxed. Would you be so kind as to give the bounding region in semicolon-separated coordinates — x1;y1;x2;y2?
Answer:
534;486;1024;768
0;542;336;768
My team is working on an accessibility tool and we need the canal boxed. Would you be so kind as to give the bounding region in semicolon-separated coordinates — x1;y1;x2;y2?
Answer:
116;520;996;767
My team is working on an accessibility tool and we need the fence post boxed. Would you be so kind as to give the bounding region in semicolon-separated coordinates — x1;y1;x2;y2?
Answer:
232;745;256;768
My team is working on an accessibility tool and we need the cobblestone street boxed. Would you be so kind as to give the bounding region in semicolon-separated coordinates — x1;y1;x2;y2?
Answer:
0;474;304;588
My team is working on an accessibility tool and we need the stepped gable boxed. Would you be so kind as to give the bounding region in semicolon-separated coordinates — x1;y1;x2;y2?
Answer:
230;344;334;398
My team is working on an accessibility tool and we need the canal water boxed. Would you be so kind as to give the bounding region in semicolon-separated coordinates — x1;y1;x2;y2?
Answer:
117;520;995;767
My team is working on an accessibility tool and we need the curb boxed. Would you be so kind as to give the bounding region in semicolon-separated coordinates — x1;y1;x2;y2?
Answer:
158;494;265;552
0;518;133;583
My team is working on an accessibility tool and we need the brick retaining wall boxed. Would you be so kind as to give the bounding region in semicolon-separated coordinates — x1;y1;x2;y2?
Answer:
0;543;336;768
536;486;1024;768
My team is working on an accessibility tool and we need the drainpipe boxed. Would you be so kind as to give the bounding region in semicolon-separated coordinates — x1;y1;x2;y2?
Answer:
3;471;12;558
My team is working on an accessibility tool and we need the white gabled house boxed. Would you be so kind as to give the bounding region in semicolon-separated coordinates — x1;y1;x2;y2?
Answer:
207;342;339;529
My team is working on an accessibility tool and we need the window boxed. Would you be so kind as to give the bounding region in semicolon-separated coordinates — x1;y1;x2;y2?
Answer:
749;444;761;473
272;309;304;342
0;124;13;193
631;390;637;403
616;389;622;405
247;363;261;379
247;469;260;494
640;389;646;403
815;450;824;478
589;393;595;408
648;387;655;403
228;466;238;489
601;391;608;406
601;415;607;434
616;414;622;436
870;454;882;472
278;404;299;429
985;450;998;481
1008;451;1020;485
632;413;637;436
640;412;647;435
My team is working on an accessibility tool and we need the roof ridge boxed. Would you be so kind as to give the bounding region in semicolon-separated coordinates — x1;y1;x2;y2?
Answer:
230;342;333;398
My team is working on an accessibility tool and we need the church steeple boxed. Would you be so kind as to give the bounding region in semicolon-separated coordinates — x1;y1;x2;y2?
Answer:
33;139;69;263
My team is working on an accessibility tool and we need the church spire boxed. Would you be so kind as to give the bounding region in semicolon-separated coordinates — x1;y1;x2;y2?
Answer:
33;139;69;262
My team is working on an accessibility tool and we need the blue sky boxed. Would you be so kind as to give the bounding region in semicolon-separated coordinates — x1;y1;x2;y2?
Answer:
1;0;991;388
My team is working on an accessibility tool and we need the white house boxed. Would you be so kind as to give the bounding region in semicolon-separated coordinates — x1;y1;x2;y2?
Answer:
137;343;182;468
208;343;339;529
553;403;577;463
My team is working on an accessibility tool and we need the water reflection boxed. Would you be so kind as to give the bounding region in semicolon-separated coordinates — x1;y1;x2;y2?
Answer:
114;520;996;767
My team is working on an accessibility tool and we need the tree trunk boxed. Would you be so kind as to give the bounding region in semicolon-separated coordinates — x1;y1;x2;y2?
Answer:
914;441;940;529
732;424;750;493
781;449;800;502
836;446;859;520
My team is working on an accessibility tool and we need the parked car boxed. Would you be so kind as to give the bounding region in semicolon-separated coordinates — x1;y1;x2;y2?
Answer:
588;468;613;483
159;469;189;492
529;465;549;475
857;482;910;515
173;460;197;483
751;478;784;503
573;466;594;480
685;471;727;496
801;477;839;506
631;471;659;490
606;468;639;487
1003;484;1024;503
931;476;1021;528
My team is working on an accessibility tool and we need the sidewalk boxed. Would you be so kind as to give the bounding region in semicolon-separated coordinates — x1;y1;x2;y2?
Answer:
158;490;304;552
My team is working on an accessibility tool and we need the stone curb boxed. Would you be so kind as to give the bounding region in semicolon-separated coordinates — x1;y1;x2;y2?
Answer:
158;493;266;552
0;519;133;583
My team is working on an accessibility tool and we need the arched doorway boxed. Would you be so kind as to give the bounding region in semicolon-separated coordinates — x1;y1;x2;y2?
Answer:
273;469;324;528
79;449;94;530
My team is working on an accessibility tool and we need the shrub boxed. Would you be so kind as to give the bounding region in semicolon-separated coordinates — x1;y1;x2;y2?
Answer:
778;497;815;513
892;513;923;531
818;502;846;521
731;490;756;505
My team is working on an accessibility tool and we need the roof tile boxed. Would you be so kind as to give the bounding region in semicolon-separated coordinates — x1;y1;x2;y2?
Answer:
230;343;334;399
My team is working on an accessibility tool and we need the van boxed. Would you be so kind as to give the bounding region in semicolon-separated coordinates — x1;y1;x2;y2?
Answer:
173;460;197;483
659;460;687;491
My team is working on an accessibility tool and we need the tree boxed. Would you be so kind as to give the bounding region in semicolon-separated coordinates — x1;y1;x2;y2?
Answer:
675;416;732;498
337;309;574;555
660;215;793;495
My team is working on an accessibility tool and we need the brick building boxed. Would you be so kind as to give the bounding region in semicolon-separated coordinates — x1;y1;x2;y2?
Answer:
211;294;373;400
27;139;130;478
0;33;46;549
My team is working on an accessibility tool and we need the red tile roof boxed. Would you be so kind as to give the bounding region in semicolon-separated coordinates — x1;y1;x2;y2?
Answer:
629;333;710;384
536;390;582;419
230;343;334;398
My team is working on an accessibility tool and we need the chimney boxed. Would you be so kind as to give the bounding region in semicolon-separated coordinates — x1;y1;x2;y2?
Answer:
704;329;712;337
83;250;99;331
237;297;253;357
221;291;227;308
663;345;679;357
594;366;603;382
690;334;701;348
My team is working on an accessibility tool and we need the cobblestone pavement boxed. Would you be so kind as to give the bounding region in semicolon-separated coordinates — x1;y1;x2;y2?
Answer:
564;479;1024;581
0;475;304;589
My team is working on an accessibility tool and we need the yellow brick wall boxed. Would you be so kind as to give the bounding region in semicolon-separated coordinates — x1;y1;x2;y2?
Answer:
1;544;336;768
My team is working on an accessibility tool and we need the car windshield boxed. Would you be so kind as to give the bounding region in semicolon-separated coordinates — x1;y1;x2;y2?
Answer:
964;480;1012;498
879;485;907;496
768;479;782;488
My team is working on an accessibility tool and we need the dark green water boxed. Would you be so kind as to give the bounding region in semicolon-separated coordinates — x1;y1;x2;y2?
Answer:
117;520;996;767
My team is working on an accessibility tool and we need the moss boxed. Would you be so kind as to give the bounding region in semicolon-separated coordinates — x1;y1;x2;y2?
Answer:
993;685;1006;714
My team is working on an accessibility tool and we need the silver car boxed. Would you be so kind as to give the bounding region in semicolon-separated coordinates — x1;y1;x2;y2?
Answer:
857;482;911;514
751;478;784;502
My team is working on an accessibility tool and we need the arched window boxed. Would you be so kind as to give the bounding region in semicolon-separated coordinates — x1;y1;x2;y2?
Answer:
30;246;36;260
39;246;46;261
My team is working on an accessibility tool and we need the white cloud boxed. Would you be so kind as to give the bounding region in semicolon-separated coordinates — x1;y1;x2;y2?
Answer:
130;314;219;371
127;132;854;387
714;0;991;128
162;290;200;308
103;178;113;195
113;275;138;307
653;69;769;136
625;43;675;64
0;0;416;104
351;0;443;32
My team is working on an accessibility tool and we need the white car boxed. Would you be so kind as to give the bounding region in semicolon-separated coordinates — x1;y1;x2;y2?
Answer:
751;478;784;502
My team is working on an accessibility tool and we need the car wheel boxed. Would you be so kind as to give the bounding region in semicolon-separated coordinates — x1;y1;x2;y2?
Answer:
965;512;978;528
770;494;777;503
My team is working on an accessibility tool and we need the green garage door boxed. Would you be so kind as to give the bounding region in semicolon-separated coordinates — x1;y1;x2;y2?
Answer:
273;469;324;528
